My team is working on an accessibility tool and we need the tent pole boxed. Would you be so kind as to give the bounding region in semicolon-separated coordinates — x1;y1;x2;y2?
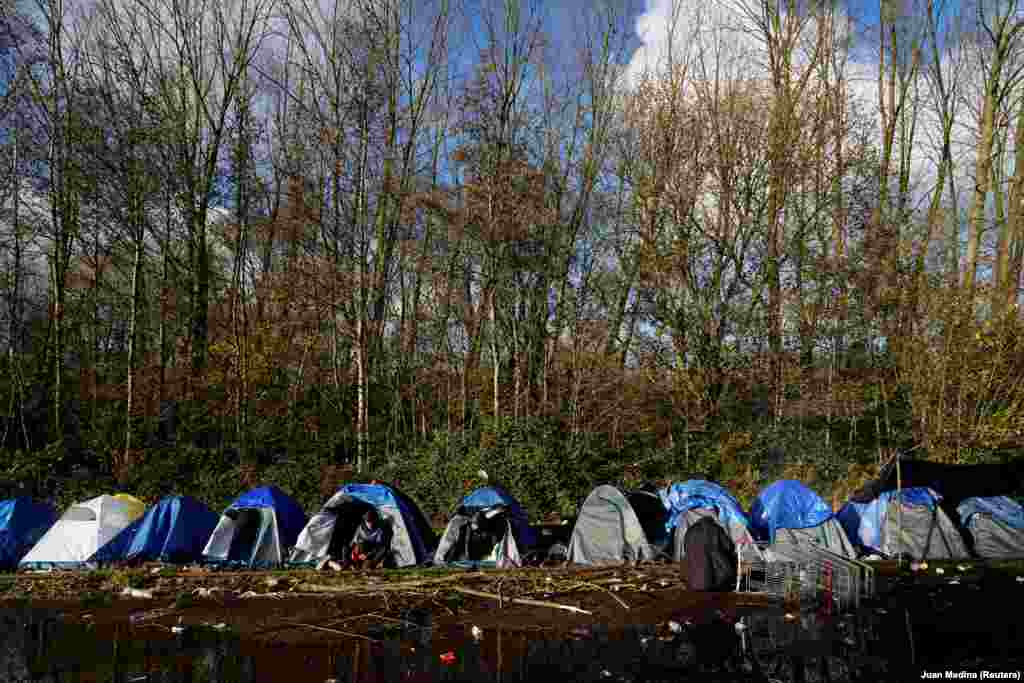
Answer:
896;456;902;568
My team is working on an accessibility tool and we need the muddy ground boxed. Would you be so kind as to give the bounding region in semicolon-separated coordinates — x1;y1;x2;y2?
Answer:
1;564;783;651
3;557;1021;681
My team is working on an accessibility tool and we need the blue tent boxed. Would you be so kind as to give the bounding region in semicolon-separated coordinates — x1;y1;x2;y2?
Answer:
837;487;969;559
660;480;749;531
291;482;434;567
0;498;57;570
750;480;835;542
659;480;759;562
957;496;1024;558
458;485;537;549
90;496;219;564
749;480;856;559
434;485;537;566
203;486;307;567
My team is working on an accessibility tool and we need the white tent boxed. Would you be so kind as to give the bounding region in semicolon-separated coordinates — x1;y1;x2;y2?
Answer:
19;494;145;569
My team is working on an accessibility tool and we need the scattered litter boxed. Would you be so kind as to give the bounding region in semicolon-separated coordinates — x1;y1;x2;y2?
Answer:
129;676;148;682
204;622;228;631
935;568;945;575
607;578;622;583
439;651;456;665
667;621;682;633
171;625;187;634
639;584;648;591
192;587;224;599
150;567;163;575
957;564;971;572
640;636;652;646
264;578;281;588
948;579;960;585
1016;576;1024;583
876;608;887;614
657;579;670;587
601;670;613;678
471;625;483;641
570;626;592;639
843;637;856;646
734;621;747;632
784;613;796;622
121;588;153;599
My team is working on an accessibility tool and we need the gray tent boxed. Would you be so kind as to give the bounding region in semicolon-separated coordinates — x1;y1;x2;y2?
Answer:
957;497;1024;559
567;484;666;565
289;483;433;568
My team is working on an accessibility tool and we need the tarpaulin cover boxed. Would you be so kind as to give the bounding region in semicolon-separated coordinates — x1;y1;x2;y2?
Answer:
0;498;57;569
749;480;835;543
659;480;750;533
90;495;218;564
290;483;434;567
851;456;1024;506
957;496;1024;530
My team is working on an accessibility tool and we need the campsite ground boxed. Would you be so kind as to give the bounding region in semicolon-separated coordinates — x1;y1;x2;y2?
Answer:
4;558;1024;682
3;558;1018;651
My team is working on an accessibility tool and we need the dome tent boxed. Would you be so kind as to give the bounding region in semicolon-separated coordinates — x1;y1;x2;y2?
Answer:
434;484;537;567
203;486;306;568
0;498;58;570
660;480;760;563
89;495;219;565
290;482;435;568
957;496;1024;559
567;484;669;566
749;480;856;560
837;487;969;560
19;494;146;569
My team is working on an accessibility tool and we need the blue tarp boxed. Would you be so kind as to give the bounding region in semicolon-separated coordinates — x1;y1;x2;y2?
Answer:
749;480;835;543
0;498;57;570
458;485;537;550
332;483;434;564
957;496;1024;530
227;485;307;550
90;496;219;564
837;487;941;551
659;480;750;533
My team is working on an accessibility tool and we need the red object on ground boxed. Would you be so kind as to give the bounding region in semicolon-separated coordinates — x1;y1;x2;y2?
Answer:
439;651;456;665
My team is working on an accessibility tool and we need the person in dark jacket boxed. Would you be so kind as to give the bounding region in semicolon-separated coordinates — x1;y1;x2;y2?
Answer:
344;509;392;569
683;516;738;591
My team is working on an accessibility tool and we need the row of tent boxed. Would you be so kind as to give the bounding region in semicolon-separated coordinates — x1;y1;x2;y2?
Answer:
2;467;1024;571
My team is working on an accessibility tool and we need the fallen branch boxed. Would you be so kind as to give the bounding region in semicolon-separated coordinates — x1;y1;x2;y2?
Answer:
453;587;593;616
578;581;630;610
280;621;380;642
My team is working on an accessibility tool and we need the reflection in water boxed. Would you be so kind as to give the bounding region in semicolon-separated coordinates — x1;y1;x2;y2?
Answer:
0;601;1010;683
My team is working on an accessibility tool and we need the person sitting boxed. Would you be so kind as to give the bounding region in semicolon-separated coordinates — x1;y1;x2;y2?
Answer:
343;509;392;570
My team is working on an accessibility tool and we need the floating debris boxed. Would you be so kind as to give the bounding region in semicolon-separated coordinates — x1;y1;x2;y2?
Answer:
471;625;483;641
957;564;971;572
667;621;682;633
439;651;456;665
935;568;945;575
